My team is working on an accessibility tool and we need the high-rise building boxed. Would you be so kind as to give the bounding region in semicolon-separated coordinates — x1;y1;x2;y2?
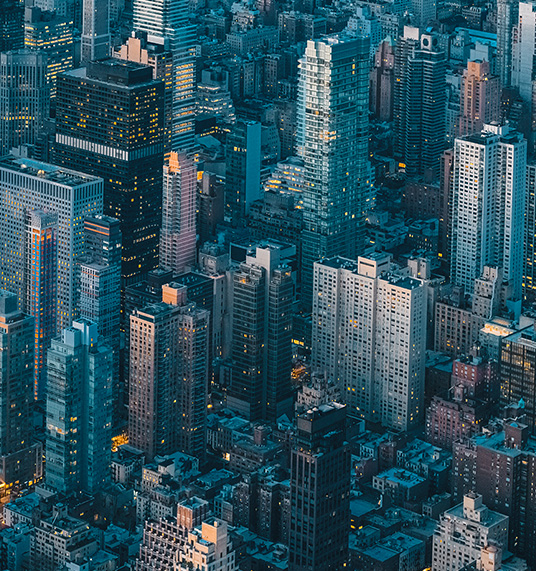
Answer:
227;244;294;422
312;254;426;431
81;0;110;62
0;291;42;490
432;493;509;571
409;0;436;28
298;35;370;306
160;152;197;274
79;215;122;419
453;421;536;565
54;59;164;285
525;163;536;297
45;319;113;495
224;120;262;225
25;210;57;400
459;60;500;137
24;7;73;99
395;28;446;178
497;0;518;87
128;285;209;461
132;0;195;151
370;39;395;121
0;50;49;156
289;403;350;571
113;34;174;152
0;156;103;331
450;124;526;299
0;0;24;52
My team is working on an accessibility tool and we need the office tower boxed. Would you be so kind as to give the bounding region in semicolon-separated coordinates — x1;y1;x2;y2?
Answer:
198;172;224;244
79;215;122;419
113;34;173;151
497;0;518;87
227;244;294;422
54;59;164;285
81;0;110;62
525;163;536;297
46;319;113;495
132;0;195;151
0;291;42;490
0;0;23;52
500;327;536;434
129;286;209;461
432;493;509;571
298;35;370;306
160;153;197;274
0;157;103;331
459;60;500;137
224;120;262;225
289;403;350;571
0;50;49;156
312;254;426;431
25;210;57;400
370;39;395;121
512;2;536;106
450;124;526;299
409;0;436;28
24;7;74;99
395;29;446;178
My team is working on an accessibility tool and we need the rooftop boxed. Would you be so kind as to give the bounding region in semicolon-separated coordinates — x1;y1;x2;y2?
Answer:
0;157;101;188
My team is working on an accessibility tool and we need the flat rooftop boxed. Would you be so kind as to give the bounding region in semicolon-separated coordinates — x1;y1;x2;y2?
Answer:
0;157;101;188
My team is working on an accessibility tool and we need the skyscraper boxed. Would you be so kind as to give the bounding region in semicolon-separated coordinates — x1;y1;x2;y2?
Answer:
395;30;446;178
54;59;164;285
289;403;350;571
312;254;426;431
0;50;49;155
450;124;526;300
132;0;195;151
160;152;197;274
24;6;74;99
496;0;518;87
25;210;57;400
0;291;42;490
224;120;262;225
227;244;294;422
459;60;500;137
298;35;370;306
81;0;110;62
79;215;122;419
128;285;209;461
524;163;536;297
0;156;103;331
46;319;113;494
0;0;24;52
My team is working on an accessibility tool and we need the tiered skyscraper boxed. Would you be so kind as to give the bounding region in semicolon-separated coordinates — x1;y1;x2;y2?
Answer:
54;59;164;285
46;319;113;494
298;35;370;306
160;152;197;274
132;0;195;151
450;124;526;301
227;244;294;422
394;28;446;177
